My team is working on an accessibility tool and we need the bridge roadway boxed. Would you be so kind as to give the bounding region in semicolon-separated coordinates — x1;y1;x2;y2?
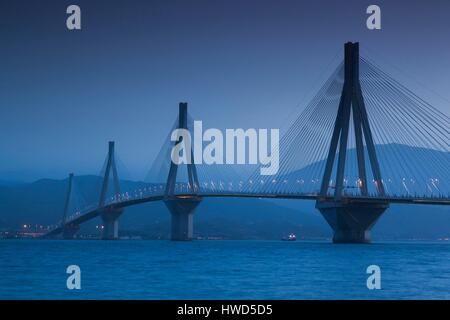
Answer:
44;192;450;237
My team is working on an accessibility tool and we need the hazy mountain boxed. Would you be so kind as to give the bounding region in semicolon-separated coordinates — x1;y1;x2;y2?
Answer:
271;199;450;240
0;175;448;240
273;144;450;197
0;175;328;239
0;144;448;240
0;180;26;187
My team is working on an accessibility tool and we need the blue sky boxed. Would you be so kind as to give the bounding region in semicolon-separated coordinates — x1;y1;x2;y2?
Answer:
1;0;449;181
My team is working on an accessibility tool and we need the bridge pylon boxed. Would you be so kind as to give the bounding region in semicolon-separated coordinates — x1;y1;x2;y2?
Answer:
164;102;202;241
316;42;389;243
99;141;123;240
61;173;79;239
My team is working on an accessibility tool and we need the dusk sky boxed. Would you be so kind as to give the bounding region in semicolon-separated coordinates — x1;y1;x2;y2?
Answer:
1;0;449;181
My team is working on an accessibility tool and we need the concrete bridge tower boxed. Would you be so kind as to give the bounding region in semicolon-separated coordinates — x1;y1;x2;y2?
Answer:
61;173;80;239
316;42;389;243
164;102;202;241
99;141;123;240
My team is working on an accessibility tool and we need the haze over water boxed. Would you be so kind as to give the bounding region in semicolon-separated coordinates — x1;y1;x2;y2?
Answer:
1;240;449;299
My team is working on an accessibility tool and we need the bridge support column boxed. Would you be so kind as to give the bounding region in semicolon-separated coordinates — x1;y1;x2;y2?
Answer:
100;209;123;240
316;43;388;243
62;223;80;239
164;197;201;241
316;201;389;243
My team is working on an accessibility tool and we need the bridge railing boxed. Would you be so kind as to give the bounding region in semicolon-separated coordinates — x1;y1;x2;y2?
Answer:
53;179;449;232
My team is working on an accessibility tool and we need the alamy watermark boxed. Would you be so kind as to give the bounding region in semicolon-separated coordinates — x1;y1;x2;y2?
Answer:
66;5;81;30
65;4;380;31
366;265;381;290
170;120;280;176
66;265;81;290
366;5;381;30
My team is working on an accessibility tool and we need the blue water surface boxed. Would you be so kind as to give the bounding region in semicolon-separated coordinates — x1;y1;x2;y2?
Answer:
0;240;449;299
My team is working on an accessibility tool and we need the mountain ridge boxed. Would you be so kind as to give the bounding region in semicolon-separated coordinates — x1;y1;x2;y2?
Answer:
0;175;448;240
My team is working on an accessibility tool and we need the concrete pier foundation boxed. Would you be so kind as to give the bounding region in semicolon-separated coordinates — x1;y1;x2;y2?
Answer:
316;201;389;243
164;197;201;241
100;209;123;240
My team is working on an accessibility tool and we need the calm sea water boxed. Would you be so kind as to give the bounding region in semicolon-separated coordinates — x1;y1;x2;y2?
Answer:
0;240;449;300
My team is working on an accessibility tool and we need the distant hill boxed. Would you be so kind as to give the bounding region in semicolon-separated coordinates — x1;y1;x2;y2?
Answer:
272;144;450;197
0;175;329;239
271;199;450;240
0;175;448;240
0;180;26;187
0;144;449;240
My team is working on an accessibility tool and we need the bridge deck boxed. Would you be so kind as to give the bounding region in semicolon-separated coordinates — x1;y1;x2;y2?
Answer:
43;193;450;237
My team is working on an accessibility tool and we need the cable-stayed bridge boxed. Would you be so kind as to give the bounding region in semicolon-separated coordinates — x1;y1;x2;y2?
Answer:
43;42;450;243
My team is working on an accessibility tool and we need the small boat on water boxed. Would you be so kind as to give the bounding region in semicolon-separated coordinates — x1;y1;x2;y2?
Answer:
282;233;297;241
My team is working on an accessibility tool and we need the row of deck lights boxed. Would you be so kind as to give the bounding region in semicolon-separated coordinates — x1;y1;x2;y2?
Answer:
59;176;446;228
